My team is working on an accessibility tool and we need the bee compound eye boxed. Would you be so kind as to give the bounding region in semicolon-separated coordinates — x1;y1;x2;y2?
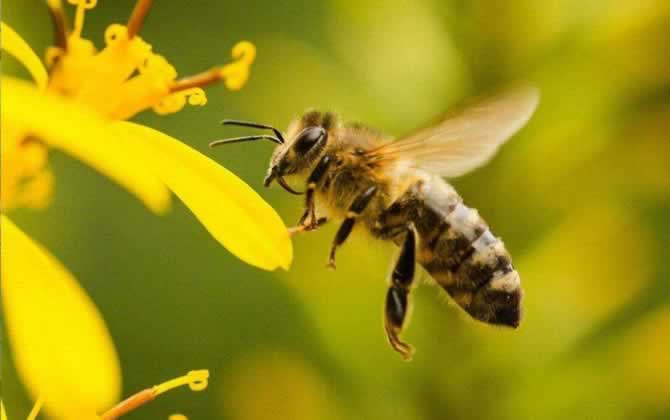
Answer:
294;126;326;154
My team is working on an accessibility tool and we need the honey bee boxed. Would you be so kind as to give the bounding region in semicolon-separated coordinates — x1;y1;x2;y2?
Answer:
211;85;539;360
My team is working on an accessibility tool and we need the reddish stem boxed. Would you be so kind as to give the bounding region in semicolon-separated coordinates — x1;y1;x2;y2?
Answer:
100;389;156;420
169;68;223;93
127;0;154;38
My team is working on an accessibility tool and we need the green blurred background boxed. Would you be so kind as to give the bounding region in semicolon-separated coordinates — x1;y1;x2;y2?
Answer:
3;0;670;419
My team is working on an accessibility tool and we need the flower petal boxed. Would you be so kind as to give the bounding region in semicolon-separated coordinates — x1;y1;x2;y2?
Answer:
0;22;49;90
111;121;293;271
1;216;121;419
1;77;171;213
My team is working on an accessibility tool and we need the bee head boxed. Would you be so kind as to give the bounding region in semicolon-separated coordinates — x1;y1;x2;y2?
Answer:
210;111;336;195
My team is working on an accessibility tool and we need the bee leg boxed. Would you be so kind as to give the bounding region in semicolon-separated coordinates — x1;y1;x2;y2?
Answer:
384;226;416;360
297;155;332;229
327;185;378;269
288;217;328;237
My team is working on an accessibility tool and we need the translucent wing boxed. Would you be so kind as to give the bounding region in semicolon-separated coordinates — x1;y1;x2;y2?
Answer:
370;85;539;177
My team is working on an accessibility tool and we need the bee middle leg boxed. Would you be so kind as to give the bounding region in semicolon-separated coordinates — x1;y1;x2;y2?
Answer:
384;226;416;360
327;185;378;269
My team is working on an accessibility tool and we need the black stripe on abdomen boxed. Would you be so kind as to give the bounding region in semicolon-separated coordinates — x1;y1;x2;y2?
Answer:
417;202;523;327
454;229;512;291
418;202;487;282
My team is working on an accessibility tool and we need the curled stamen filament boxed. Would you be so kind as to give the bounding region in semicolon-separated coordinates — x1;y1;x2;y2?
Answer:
100;370;209;420
69;0;96;38
169;67;230;93
153;370;209;395
169;41;256;93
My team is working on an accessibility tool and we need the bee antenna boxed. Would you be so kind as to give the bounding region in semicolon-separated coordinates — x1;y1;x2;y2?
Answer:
221;119;285;144
209;135;283;148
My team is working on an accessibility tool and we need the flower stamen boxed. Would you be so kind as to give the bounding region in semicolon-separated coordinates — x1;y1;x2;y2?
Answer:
100;389;155;420
153;370;210;395
169;41;257;93
169;68;229;93
99;370;209;420
127;0;154;39
68;0;97;38
27;396;45;420
46;0;69;50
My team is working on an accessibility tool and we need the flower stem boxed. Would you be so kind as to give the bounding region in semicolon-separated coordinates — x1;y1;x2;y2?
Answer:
127;0;154;39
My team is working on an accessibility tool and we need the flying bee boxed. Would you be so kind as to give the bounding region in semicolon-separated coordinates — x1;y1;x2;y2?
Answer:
210;85;539;360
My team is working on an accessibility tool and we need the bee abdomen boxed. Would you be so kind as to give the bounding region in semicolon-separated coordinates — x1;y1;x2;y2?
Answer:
418;202;487;278
453;229;522;327
417;201;522;327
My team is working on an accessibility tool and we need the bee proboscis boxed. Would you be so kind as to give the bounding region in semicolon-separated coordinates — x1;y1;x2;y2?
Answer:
211;85;539;360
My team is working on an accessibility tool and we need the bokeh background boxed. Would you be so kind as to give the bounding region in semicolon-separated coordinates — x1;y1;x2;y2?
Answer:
3;0;670;419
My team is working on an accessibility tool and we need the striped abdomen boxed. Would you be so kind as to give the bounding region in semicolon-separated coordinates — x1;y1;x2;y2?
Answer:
414;178;522;327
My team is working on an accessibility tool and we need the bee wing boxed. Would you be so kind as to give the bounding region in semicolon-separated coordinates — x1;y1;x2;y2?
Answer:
370;85;539;177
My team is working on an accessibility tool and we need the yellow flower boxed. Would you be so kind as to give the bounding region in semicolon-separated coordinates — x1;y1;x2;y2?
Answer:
1;0;292;270
2;214;119;418
1;0;291;416
1;218;210;418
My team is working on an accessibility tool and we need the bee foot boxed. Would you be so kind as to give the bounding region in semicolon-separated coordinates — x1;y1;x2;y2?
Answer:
290;217;327;238
307;217;328;231
385;323;414;361
390;337;414;361
325;259;337;270
288;225;306;237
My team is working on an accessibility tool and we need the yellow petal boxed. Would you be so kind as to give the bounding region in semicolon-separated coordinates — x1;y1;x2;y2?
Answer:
1;77;171;213
0;401;7;420
112;121;293;271
1;216;121;419
0;22;49;90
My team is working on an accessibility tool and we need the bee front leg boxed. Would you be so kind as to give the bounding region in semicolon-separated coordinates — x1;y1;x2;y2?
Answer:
289;155;332;237
288;217;328;237
327;185;378;269
384;226;416;361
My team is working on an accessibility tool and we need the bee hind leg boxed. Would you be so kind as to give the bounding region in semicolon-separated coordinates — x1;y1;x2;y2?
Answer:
384;226;417;361
327;185;378;269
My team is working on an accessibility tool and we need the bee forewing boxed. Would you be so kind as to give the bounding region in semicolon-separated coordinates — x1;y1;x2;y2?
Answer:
374;85;539;178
